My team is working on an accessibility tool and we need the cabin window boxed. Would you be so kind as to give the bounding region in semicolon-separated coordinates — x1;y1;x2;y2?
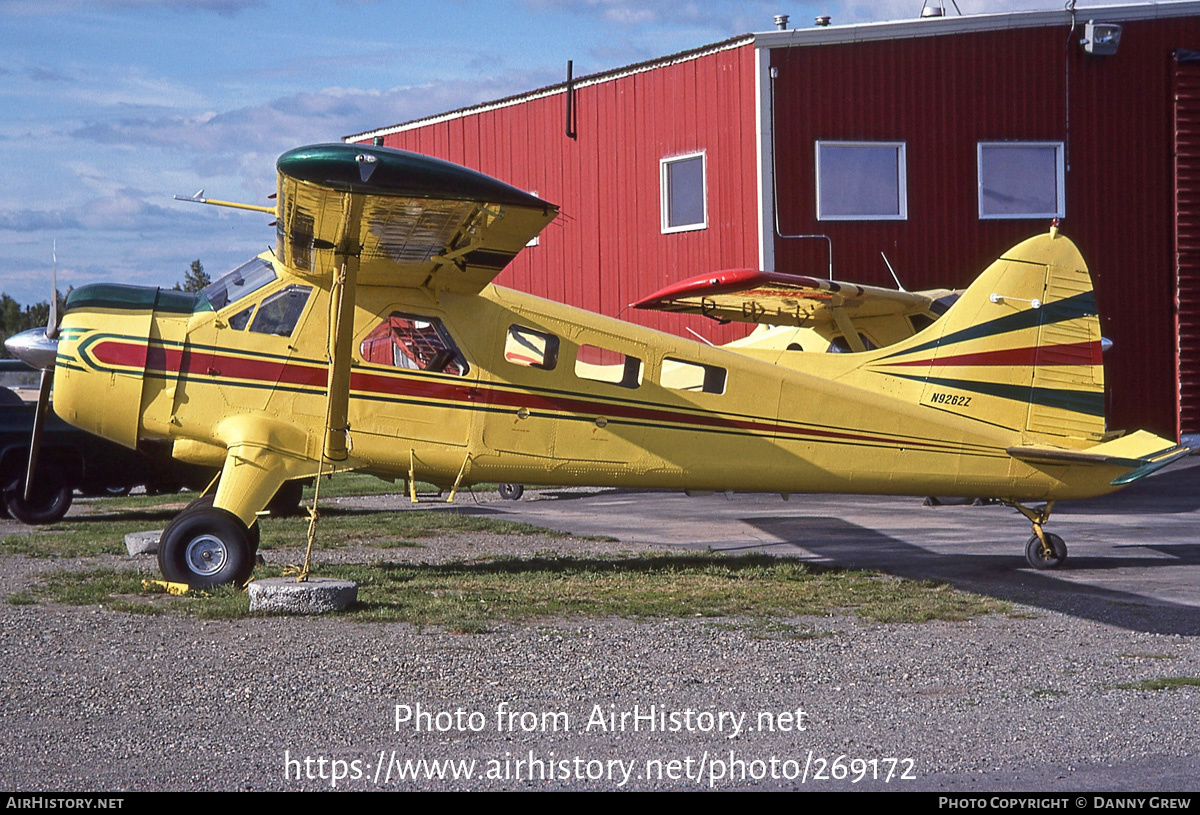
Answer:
360;312;468;376
228;305;255;330
575;344;642;389
248;285;312;337
202;257;277;310
815;142;907;221
661;358;726;395
977;142;1064;219
504;325;559;370
660;152;707;233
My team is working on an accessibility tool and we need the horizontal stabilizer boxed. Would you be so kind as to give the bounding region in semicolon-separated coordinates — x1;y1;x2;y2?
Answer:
1009;431;1191;486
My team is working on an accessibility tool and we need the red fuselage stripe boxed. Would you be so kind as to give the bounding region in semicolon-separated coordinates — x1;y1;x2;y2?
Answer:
880;340;1101;368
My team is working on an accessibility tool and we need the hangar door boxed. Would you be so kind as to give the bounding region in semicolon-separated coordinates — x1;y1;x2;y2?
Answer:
1176;49;1200;439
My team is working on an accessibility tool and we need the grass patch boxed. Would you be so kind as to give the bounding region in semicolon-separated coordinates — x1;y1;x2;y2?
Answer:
1115;676;1200;691
257;509;580;551
83;492;200;512
10;568;165;615
12;553;1008;630
1;504;576;559
0;517;168;558
305;473;429;500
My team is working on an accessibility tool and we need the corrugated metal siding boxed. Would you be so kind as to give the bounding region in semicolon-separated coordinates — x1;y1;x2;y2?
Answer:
367;44;761;346
769;17;1200;437
1176;52;1200;437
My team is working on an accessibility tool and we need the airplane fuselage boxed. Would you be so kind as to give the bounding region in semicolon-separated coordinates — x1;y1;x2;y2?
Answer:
51;252;1125;515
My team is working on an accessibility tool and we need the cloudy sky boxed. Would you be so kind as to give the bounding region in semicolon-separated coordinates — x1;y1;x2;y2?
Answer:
0;0;1131;305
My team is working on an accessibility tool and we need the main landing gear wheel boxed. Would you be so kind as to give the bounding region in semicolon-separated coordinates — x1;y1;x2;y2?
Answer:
498;483;524;500
175;495;261;554
157;507;255;589
1025;532;1067;570
4;476;73;525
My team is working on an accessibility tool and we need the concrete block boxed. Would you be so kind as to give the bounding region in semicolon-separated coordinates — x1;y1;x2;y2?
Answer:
125;530;163;556
248;577;358;615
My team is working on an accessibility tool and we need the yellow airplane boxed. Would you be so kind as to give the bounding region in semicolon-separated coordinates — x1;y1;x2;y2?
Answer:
5;143;1188;588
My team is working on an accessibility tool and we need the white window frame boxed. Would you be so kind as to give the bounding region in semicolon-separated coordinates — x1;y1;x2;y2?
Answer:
815;141;908;221
660;152;708;234
526;190;540;247
977;141;1065;220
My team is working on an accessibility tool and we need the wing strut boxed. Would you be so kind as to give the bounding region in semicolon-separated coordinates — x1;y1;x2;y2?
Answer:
323;191;365;462
324;258;358;461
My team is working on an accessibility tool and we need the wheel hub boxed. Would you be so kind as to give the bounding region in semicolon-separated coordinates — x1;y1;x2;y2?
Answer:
185;534;228;576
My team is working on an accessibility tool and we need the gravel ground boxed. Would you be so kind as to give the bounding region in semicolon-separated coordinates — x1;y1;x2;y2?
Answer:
1;496;1198;792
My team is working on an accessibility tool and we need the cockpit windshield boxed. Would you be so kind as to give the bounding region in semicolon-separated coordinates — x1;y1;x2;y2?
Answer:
201;258;277;310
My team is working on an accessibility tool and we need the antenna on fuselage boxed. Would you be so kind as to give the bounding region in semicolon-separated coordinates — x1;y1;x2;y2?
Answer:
685;327;716;347
880;252;907;292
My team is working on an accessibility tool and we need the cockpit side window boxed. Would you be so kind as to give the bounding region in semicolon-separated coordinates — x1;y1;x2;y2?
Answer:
201;258;277;310
359;312;468;377
248;285;312;337
228;305;255;330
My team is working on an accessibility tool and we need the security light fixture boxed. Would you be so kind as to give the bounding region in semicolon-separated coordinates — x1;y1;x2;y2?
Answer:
1081;20;1121;55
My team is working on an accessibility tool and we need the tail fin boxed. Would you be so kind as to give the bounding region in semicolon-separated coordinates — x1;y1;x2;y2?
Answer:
864;228;1105;442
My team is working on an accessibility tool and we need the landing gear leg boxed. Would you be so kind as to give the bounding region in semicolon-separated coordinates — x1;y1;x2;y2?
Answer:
1007;500;1067;569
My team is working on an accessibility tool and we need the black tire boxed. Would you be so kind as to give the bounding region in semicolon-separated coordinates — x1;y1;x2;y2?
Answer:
157;507;255;589
0;494;10;520
5;477;73;525
265;480;305;517
498;483;525;500
1025;532;1067;570
174;495;261;554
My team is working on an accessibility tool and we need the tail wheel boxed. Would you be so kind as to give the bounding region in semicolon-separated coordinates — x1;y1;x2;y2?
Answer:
158;507;255;589
1025;532;1067;570
4;476;73;525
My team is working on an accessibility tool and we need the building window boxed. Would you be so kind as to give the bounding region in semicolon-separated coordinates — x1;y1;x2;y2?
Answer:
977;142;1065;219
526;190;540;247
661;152;707;233
815;141;907;221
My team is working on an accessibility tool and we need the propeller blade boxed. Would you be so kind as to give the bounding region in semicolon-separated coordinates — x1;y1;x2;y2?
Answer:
23;368;52;502
47;241;59;340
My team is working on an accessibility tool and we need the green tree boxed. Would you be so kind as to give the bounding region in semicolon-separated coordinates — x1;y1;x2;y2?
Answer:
175;259;211;292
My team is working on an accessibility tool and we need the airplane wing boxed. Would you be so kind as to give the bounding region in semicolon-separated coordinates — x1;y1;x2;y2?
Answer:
632;268;951;328
276;144;558;293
